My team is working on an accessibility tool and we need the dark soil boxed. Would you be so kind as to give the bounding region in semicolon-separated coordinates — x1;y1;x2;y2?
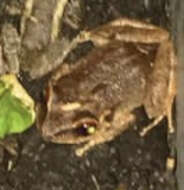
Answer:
0;0;177;190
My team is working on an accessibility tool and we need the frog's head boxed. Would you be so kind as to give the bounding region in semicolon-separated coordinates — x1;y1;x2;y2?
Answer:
36;80;112;145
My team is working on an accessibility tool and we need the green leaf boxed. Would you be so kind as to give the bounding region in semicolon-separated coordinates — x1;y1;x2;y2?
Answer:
0;74;35;138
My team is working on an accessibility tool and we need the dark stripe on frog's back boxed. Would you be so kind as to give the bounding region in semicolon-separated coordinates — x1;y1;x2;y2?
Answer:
54;42;156;106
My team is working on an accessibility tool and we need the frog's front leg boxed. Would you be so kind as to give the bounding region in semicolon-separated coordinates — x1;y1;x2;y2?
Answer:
76;110;135;156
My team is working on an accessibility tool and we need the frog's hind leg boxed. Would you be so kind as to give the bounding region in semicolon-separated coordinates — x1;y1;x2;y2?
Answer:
66;18;170;53
79;18;170;46
140;90;175;137
139;115;164;136
141;39;177;137
165;46;177;135
140;94;175;137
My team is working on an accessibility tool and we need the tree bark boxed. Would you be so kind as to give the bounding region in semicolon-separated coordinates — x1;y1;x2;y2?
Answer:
171;0;184;189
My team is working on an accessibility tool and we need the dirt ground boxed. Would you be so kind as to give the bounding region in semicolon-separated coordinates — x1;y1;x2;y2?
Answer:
0;0;177;190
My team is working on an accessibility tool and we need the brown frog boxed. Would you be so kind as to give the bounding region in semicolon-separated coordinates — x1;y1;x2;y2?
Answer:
37;18;177;156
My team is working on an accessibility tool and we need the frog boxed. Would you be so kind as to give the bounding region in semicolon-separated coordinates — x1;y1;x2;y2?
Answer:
37;18;177;156
0;0;83;78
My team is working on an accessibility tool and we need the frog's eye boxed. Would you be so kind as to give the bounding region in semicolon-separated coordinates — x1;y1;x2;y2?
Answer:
75;121;97;136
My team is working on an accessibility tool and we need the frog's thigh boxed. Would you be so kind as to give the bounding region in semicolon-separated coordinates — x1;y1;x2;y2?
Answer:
93;18;168;42
77;18;169;48
75;112;135;156
111;19;169;44
143;41;176;135
108;18;162;29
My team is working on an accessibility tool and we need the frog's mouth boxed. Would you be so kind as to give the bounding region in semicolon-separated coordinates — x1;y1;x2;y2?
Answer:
58;109;99;137
49;118;99;143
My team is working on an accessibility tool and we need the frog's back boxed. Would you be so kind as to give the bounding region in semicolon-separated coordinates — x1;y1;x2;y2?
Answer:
77;42;154;107
55;42;156;110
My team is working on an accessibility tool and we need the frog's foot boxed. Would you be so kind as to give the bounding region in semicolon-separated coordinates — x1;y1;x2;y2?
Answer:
75;140;96;157
139;115;164;136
